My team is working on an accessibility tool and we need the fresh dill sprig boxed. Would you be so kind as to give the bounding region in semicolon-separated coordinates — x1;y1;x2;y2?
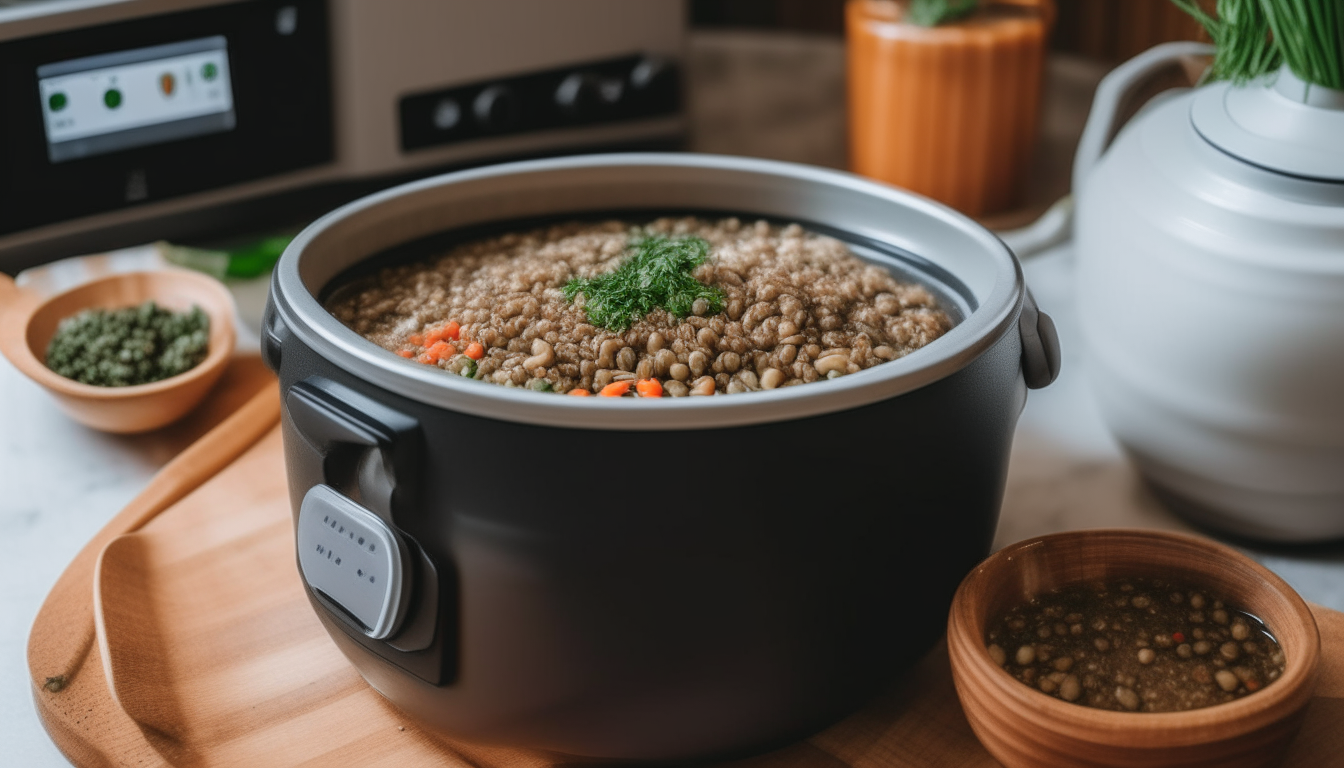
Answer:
907;0;979;27
563;234;725;331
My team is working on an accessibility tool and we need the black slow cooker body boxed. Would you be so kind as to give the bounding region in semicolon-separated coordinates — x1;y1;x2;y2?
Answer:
264;308;1023;762
262;153;1061;763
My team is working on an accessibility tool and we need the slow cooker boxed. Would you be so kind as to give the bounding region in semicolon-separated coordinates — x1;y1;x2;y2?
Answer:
261;153;1060;762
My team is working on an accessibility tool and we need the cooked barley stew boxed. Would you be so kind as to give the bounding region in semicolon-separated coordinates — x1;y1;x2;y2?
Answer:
326;217;953;397
986;578;1285;712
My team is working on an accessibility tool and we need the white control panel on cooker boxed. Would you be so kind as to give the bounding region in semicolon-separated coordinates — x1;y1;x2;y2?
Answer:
297;484;410;640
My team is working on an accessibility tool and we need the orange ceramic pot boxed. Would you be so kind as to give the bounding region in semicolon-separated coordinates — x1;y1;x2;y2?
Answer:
847;0;1052;216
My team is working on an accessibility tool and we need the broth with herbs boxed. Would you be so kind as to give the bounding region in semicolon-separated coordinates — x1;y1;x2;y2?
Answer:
986;577;1286;712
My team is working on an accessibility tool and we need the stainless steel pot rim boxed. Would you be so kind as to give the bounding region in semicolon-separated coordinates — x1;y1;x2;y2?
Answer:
272;153;1024;430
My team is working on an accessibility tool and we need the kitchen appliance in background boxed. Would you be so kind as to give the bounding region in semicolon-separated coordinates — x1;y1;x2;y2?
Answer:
1074;43;1344;542
0;0;686;274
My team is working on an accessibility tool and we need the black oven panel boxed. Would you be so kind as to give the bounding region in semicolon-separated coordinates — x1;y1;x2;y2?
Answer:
399;53;681;153
0;0;332;237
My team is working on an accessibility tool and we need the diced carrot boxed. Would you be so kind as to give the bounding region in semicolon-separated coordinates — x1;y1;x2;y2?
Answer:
426;321;461;345
417;352;436;364
599;381;632;397
465;343;485;360
408;333;424;346
397;349;415;358
567;388;591;396
428;341;454;359
635;379;663;398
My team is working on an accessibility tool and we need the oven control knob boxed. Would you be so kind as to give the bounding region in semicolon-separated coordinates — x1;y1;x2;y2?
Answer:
473;84;517;131
554;72;598;115
631;56;673;89
629;56;678;104
555;72;622;117
432;98;461;131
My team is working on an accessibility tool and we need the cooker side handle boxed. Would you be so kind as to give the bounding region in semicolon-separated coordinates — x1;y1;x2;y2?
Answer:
261;293;287;374
1019;287;1061;389
285;378;451;678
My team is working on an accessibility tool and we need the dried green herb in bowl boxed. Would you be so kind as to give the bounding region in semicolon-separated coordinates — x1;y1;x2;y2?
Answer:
45;301;210;387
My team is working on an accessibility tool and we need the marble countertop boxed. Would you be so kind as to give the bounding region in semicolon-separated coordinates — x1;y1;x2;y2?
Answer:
4;32;1343;768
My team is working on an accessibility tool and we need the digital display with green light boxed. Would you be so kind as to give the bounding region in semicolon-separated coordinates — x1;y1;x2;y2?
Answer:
37;36;235;163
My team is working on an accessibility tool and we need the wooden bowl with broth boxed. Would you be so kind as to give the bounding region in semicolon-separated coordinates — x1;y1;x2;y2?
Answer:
0;270;236;434
947;529;1321;768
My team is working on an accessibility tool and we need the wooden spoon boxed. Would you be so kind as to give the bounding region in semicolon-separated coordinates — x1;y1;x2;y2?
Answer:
27;376;280;712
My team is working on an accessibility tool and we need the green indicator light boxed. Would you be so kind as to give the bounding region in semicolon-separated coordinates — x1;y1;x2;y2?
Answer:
48;92;67;112
104;88;123;109
202;62;218;81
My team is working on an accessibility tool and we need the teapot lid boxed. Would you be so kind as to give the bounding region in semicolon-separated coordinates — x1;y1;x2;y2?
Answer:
1191;65;1344;183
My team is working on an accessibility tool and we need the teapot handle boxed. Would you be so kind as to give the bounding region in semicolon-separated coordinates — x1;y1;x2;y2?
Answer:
1072;41;1214;197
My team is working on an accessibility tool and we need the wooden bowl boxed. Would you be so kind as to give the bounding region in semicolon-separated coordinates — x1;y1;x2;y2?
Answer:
947;529;1321;768
0;270;236;434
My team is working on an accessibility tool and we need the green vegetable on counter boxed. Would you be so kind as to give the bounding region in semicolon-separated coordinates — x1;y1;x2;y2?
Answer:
45;301;210;387
562;234;725;332
161;234;294;279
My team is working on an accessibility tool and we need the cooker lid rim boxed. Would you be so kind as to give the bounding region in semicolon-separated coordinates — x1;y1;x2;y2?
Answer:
271;153;1025;430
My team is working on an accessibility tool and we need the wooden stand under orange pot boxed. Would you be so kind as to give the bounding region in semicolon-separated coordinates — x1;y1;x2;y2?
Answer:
846;0;1053;217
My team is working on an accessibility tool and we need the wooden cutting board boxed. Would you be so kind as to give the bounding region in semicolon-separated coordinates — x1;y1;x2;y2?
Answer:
28;381;1344;768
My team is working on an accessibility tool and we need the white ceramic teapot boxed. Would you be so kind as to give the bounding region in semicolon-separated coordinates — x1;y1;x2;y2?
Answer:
1074;42;1344;542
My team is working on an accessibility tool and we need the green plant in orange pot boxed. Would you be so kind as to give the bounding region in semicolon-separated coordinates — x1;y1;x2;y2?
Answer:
847;0;1054;217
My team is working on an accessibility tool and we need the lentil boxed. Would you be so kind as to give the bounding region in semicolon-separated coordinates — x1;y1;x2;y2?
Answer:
760;368;785;389
986;577;1285;712
327;217;952;395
